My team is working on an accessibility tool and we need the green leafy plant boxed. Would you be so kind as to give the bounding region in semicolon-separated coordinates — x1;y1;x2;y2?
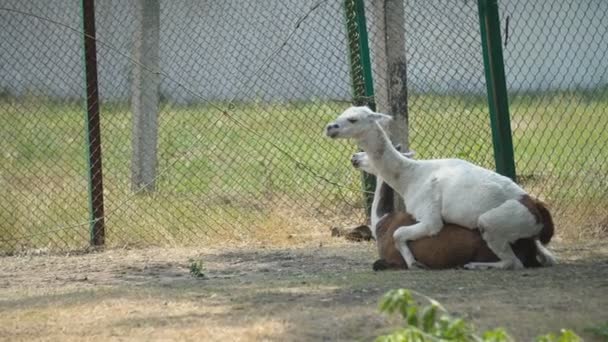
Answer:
584;321;608;340
188;260;205;278
376;289;581;342
535;329;583;342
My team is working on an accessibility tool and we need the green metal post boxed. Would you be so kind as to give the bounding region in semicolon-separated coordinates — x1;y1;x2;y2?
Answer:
477;0;516;180
344;0;376;216
345;0;375;108
81;0;106;246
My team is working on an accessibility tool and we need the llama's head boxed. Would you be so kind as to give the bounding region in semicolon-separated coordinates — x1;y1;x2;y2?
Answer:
325;106;392;139
351;145;415;175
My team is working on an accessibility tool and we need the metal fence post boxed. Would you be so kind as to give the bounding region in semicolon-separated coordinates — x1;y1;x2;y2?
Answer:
81;0;106;246
477;0;516;180
344;0;376;216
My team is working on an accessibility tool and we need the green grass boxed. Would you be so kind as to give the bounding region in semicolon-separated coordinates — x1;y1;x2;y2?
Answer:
1;91;607;252
0;99;364;252
585;321;608;340
188;259;206;278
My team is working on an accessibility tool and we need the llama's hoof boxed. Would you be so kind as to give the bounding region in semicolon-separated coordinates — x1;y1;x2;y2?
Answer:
464;260;525;270
511;260;525;270
373;259;390;271
409;261;429;270
463;262;488;270
373;259;405;271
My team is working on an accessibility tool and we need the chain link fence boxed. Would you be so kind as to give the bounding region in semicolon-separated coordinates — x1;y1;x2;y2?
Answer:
366;0;608;241
0;0;606;254
501;0;608;240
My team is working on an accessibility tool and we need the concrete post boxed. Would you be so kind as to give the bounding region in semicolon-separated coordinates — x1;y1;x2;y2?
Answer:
131;0;160;192
372;0;409;211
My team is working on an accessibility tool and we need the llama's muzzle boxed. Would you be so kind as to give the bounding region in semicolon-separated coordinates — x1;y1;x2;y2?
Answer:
325;123;339;138
351;155;360;168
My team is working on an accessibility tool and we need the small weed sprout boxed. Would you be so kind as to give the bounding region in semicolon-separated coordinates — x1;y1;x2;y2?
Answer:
376;289;581;342
189;260;205;278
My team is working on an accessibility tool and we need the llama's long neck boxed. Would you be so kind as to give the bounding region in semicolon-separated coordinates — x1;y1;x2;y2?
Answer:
357;122;415;191
356;123;387;159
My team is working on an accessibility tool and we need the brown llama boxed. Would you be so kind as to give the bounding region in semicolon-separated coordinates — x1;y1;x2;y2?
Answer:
351;148;553;270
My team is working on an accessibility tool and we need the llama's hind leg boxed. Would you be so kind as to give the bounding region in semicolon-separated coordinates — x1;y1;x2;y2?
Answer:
465;228;523;269
535;240;557;266
465;200;540;270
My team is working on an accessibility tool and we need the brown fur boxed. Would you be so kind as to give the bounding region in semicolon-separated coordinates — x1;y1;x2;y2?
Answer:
373;212;541;271
535;200;554;244
518;195;555;245
518;195;542;223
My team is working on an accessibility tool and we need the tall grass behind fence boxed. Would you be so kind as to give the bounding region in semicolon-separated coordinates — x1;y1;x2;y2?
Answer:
0;0;367;253
0;0;607;253
501;0;608;239
366;0;496;167
0;1;90;251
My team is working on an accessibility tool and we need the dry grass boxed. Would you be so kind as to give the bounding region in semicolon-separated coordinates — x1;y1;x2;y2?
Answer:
2;295;289;341
1;241;607;341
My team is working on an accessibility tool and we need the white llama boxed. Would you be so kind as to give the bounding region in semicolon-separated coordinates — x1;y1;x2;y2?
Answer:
326;106;555;270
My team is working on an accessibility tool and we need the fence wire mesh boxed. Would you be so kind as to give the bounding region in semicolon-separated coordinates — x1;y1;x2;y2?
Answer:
0;0;606;253
500;0;608;240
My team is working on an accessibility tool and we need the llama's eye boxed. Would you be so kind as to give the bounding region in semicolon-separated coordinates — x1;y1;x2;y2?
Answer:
347;118;358;123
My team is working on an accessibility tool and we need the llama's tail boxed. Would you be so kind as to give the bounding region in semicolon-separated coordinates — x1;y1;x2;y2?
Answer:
534;199;555;245
533;199;557;266
534;239;558;266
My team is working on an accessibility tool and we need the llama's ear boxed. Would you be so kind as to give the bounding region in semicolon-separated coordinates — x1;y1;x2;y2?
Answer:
402;150;416;159
369;113;393;122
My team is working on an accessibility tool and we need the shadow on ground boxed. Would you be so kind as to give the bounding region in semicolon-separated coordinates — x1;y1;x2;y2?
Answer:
1;241;607;341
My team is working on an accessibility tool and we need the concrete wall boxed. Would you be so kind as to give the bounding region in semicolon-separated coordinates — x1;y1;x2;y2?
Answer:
0;0;606;102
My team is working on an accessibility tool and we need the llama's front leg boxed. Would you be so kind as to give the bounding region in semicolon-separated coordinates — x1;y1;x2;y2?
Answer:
393;218;443;269
465;200;532;270
464;230;524;270
393;179;443;269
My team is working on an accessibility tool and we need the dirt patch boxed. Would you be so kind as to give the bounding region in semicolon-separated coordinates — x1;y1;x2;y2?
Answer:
0;240;607;341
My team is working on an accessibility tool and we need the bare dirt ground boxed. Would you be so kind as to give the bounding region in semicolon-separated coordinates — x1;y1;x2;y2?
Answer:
1;239;607;341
